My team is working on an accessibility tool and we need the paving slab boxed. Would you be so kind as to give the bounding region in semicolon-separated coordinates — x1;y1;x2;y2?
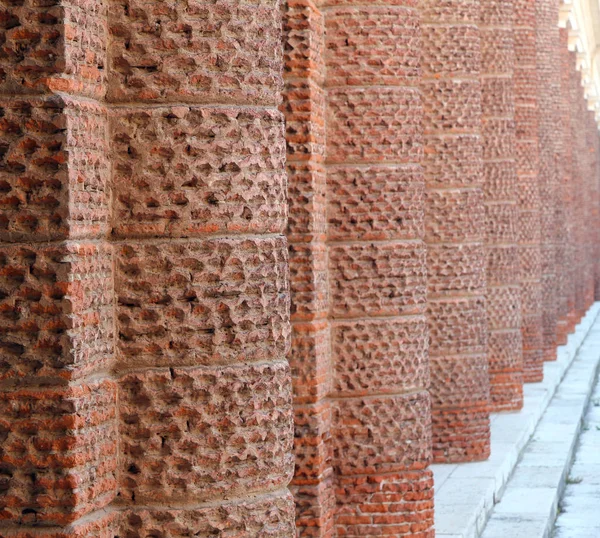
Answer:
553;352;600;538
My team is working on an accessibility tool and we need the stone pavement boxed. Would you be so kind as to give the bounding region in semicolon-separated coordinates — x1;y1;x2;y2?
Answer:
553;367;600;537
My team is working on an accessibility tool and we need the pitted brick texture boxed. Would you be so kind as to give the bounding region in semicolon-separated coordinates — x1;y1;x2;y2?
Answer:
327;165;424;242
328;242;426;319
331;317;428;397
332;391;431;475
107;0;283;105
480;0;523;411
0;97;109;242
536;0;560;361
111;106;287;237
115;238;290;369
427;244;486;294
118;362;294;504
327;87;422;164
120;491;296;537
422;0;490;462
423;134;483;188
0;242;114;385
0;381;117;525
0;0;107;98
428;298;487;357
425;189;485;242
325;6;419;87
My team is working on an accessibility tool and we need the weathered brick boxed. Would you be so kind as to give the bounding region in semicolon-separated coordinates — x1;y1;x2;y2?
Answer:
0;242;114;385
0;381;117;525
118;362;294;504
111;106;287;237
115;237;290;369
0;97;109;242
107;0;283;105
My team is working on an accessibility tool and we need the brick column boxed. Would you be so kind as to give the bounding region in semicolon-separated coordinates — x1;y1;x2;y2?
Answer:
108;0;295;535
282;0;334;535
536;0;559;361
422;0;491;461
480;0;523;410
0;0;119;535
552;5;569;346
570;60;587;319
284;0;434;535
585;111;598;309
514;0;545;382
324;2;433;535
559;26;577;335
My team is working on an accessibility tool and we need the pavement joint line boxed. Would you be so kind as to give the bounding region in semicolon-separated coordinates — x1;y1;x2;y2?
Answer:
432;302;600;538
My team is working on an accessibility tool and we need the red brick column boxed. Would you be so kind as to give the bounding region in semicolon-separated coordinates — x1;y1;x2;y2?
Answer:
536;0;559;361
284;0;434;535
585;111;599;309
559;27;578;335
0;0;120;535
325;2;433;533
108;0;295;535
552;4;569;345
422;0;491;461
480;0;523;410
514;0;545;382
282;0;334;535
570;59;587;319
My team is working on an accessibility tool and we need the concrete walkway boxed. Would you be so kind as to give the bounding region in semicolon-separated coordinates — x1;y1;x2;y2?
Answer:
553;368;600;537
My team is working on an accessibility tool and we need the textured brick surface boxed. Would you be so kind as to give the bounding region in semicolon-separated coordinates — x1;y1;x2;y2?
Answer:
114;238;289;369
107;0;295;533
0;381;117;525
118;362;294;504
422;0;491;462
480;0;523;412
111;106;287;237
283;0;433;535
536;0;559;362
3;0;600;536
107;0;283;105
514;0;544;383
0;242;114;385
0;97;109;242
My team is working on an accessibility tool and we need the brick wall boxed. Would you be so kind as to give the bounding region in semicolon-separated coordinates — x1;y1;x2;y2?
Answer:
1;0;600;537
0;0;295;536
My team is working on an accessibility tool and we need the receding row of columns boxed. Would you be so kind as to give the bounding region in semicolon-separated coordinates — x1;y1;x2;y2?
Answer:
283;0;600;536
1;0;600;537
